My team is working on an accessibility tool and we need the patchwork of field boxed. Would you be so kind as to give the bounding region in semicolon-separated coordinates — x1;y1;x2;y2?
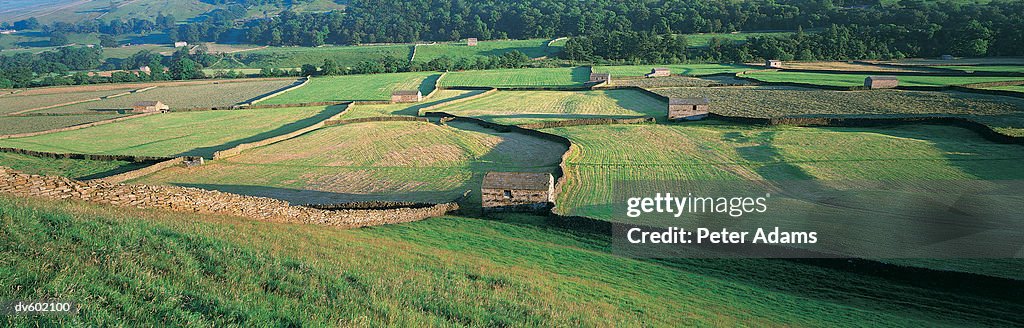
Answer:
413;38;562;62
0;114;129;135
264;72;439;104
0;152;147;180
740;71;1024;87
430;89;666;125
37;79;298;112
134;121;566;205
594;64;756;77
0;88;134;115
213;45;413;69
655;86;1024;136
339;89;485;119
439;67;590;88
0;106;339;158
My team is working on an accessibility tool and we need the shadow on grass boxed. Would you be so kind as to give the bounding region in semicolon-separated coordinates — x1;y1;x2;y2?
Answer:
417;74;442;95
570;67;592;83
174;105;347;159
76;162;153;180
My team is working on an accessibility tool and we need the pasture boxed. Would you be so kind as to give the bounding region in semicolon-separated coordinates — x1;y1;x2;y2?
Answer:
0;152;146;179
37;79;298;112
594;64;755;77
212;44;413;69
339;89;484;119
439;67;590;88
0;114;128;136
0;88;135;115
429;89;666;125
655;86;1024;136
933;65;1024;73
413;38;562;62
740;71;1024;87
134;121;566;206
263;72;439;104
0;106;339;158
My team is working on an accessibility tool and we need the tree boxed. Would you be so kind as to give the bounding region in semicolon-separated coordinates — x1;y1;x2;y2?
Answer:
169;57;203;80
320;58;342;75
50;32;69;46
300;64;318;76
99;34;118;48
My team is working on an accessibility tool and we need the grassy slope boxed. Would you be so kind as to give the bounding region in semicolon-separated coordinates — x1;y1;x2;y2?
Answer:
0;152;146;179
740;71;1024;87
339;89;483;119
594;64;756;77
431;89;666;125
133;121;566;206
3;196;1021;326
684;31;795;47
0;106;339;158
263;72;438;104
217;45;413;69
439;67;590;88
413;38;561;62
0;114;128;136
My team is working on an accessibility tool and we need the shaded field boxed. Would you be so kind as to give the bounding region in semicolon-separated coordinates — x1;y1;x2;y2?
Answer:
0;152;147;180
439;67;590;88
430;89;666;125
933;65;1024;73
6;195;1023;326
740;71;1024;87
339;89;484;120
0;114;128;135
594;64;755;77
414;39;561;62
986;85;1024;93
654;86;1024;136
0;106;337;158
263;72;438;104
134;121;566;206
0;88;135;115
213;44;413;69
40;79;298;113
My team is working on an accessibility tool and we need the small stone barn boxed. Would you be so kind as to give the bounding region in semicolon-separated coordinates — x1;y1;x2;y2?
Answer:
668;97;709;120
174;41;188;48
131;101;169;113
467;38;479;46
391;90;422;103
864;76;899;89
645;68;671;78
589;72;612;84
481;172;554;212
766;60;783;68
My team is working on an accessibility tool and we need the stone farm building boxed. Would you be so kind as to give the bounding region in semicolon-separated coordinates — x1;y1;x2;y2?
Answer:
864;76;899;89
391;90;422;103
589;73;612;84
131;101;169;113
668;97;709;120
174;41;189;48
481;172;554;212
467;38;479;46
766;60;783;68
645;68;671;78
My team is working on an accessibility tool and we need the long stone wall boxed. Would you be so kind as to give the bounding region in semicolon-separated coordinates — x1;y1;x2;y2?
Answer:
211;105;350;160
0;167;459;228
0;147;171;162
92;156;203;184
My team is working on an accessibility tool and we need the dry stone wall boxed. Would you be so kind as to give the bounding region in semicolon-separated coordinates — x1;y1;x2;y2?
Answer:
0;167;458;228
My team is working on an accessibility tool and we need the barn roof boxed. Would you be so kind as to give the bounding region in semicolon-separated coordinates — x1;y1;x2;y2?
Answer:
392;90;421;96
669;97;709;105
866;75;898;81
482;172;552;191
133;101;163;106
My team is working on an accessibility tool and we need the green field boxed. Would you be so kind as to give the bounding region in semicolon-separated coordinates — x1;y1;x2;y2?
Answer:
594;64;756;77
34;79;297;113
413;38;562;62
133;121;566;206
339;89;485;119
429;89;666;125
740;71;1024;87
0;152;147;179
933;65;1024;73
213;45;413;69
987;85;1024;93
439;67;590;88
0;88;134;115
0;106;339;158
263;72;439;104
656;86;1024;135
0;114;129;135
683;31;796;47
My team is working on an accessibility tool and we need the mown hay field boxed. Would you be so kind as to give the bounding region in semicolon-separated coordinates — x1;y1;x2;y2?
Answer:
0;114;128;135
0;106;340;158
594;64;755;77
0;152;147;179
932;65;1024;73
439;67;590;88
211;44;413;69
413;38;561;62
339;89;484;119
134;121;566;206
429;89;666;125
654;86;1024;136
739;71;1024;87
6;196;1016;327
0;88;134;115
264;72;439;104
38;79;298;113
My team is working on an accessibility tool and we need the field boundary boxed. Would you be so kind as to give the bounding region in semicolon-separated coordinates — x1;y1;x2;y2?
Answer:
243;76;311;106
324;116;429;126
91;156;204;184
417;88;498;114
518;117;655;129
0;146;173;162
733;73;1024;98
0;112;161;139
210;105;350;160
5;85;159;116
424;72;447;99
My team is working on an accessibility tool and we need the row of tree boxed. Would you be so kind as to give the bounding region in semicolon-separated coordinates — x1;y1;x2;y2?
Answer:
0;46;221;88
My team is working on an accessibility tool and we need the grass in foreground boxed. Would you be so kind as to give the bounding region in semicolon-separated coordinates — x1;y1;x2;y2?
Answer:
263;72;439;104
0;153;147;179
2;195;1022;326
0;106;339;158
439;67;590;88
430;89;666;125
740;71;1024;87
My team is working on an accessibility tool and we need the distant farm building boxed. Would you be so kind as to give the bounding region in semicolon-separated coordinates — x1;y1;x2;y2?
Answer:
391;90;422;103
940;54;955;60
766;60;783;68
481;172;554;212
645;68;671;78
668;97;710;120
131;101;169;113
174;41;188;48
467;38;479;46
589;72;612;84
864;76;899;89
137;66;152;73
0;30;16;35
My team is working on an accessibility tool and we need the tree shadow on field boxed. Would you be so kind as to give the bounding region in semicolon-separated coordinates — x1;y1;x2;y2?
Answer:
392;89;487;117
570;67;592;84
417;74;442;96
604;88;668;119
174;105;347;159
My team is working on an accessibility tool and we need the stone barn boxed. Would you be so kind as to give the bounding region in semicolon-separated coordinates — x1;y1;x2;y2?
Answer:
467;38;479;46
589;72;612;84
668;98;709;120
391;90;422;103
481;172;554;212
864;76;899;89
131;101;169;113
174;41;188;48
645;68;671;78
766;60;783;68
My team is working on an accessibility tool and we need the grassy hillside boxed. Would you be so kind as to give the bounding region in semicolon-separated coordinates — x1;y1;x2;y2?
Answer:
430;89;666;125
133;120;566;206
439;67;590;88
263;72;439;104
413;38;562;62
740;71;1024;87
0;106;339;158
213;45;413;70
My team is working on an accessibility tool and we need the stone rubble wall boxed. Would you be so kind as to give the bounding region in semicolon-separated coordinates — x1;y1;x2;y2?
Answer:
0;167;458;228
91;156;203;184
